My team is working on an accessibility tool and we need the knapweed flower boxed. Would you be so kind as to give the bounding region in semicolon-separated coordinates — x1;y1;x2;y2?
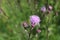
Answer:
36;29;41;33
41;6;46;12
22;22;28;28
48;5;52;11
30;15;41;28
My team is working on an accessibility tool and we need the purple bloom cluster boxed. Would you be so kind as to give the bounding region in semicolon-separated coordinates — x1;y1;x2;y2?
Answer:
22;15;41;35
30;15;41;27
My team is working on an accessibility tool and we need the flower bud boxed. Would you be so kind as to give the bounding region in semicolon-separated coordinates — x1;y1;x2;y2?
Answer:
36;29;41;33
48;5;52;11
22;22;28;28
41;6;46;12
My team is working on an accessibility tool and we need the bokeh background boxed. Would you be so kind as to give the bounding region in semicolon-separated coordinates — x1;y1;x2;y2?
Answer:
0;0;60;40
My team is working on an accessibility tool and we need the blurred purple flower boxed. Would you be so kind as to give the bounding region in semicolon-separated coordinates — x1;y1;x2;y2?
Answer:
41;6;46;12
30;15;41;27
48;5;52;11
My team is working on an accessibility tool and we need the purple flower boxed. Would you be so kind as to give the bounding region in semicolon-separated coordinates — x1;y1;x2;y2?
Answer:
30;15;41;27
48;5;52;11
41;6;46;12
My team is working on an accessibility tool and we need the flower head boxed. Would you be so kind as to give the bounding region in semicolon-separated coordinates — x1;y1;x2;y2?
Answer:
30;15;41;27
41;6;46;12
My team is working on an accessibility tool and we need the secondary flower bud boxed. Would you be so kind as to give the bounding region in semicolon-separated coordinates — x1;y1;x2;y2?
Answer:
36;29;41;33
22;22;28;28
48;5;52;11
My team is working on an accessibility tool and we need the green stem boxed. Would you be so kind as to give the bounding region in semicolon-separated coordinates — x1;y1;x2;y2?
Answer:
46;0;49;40
28;28;32;40
46;25;48;40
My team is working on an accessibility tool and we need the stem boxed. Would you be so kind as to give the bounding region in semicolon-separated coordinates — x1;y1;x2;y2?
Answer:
46;25;48;40
28;28;32;40
28;32;30;40
46;0;48;40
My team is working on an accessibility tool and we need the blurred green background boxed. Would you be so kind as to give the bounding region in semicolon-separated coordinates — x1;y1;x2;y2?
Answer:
0;0;60;40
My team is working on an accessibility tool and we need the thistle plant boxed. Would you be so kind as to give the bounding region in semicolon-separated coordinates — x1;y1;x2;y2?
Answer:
1;0;60;40
22;15;41;40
